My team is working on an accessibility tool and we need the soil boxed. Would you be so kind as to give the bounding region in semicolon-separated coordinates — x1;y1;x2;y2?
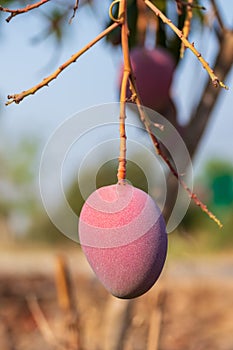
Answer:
0;246;233;350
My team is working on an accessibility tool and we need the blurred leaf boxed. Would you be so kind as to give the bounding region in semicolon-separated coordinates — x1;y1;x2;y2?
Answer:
31;7;70;45
7;139;38;184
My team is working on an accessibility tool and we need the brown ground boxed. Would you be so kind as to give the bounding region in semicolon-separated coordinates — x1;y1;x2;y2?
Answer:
0;246;233;350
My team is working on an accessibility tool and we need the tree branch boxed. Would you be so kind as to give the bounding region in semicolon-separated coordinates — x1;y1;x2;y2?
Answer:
6;21;121;105
0;0;50;23
144;0;228;89
69;0;80;24
185;29;233;159
128;77;223;228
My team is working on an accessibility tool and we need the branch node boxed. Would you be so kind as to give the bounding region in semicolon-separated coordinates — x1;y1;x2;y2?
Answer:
69;0;79;24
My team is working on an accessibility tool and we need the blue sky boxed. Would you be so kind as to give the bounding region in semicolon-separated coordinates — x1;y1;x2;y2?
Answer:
0;0;232;180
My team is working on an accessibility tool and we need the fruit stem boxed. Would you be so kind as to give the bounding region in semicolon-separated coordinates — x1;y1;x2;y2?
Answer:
114;1;223;227
128;76;223;228
117;0;131;182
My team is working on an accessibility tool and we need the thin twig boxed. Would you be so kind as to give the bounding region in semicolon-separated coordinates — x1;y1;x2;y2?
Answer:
144;0;228;89
0;0;50;23
69;0;79;24
6;21;120;105
27;295;58;347
175;0;206;11
27;295;79;350
128;76;223;228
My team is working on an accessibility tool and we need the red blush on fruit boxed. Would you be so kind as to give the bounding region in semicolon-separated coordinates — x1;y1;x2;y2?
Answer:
79;183;167;299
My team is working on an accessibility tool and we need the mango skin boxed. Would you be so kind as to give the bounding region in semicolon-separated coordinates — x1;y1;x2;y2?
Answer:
79;183;167;299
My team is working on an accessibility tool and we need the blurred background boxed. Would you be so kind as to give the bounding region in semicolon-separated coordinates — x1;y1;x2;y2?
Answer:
0;1;232;349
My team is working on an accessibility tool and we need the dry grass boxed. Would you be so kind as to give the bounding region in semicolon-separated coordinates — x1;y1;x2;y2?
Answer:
0;247;233;350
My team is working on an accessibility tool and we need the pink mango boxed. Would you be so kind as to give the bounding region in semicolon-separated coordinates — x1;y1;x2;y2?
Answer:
79;183;167;299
